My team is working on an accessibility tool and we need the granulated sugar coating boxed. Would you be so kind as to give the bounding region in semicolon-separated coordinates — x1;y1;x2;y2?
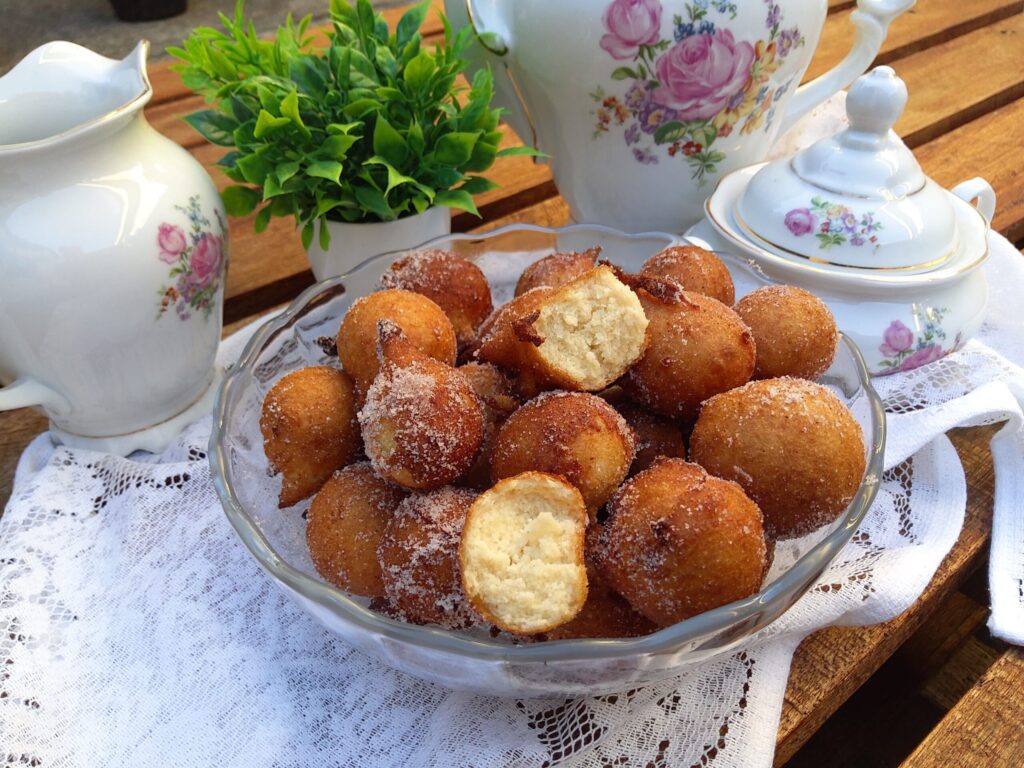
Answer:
514;247;601;296
377;487;480;630
640;244;736;305
596;458;767;627
689;377;866;539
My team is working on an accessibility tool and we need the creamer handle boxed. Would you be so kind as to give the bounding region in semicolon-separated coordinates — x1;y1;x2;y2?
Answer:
0;377;69;415
952;178;997;224
778;0;916;137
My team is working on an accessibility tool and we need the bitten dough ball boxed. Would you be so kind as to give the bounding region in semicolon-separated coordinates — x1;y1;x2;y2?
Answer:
641;245;735;305
616;403;686;477
596;458;767;627
689;377;866;539
734;285;838;380
622;288;756;422
260;366;361;508
491;391;635;512
514;248;601;296
377;486;479;629
337;289;457;396
359;322;485;490
460;472;588;635
379;249;494;350
306;463;407;597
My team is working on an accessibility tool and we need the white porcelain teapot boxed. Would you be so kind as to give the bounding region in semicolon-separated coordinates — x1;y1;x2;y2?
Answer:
445;0;915;232
0;42;227;455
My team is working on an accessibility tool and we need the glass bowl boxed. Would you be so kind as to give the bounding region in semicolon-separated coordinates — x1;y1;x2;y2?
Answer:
209;223;886;698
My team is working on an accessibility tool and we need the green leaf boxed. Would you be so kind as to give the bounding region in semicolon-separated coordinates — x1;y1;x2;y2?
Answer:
237;153;274;185
373;115;408;167
403;51;433;92
611;66;639;81
407;122;424;155
495;145;544;158
221;185;260;216
320;134;359;159
307;160;344;183
365;156;433;198
279;90;305;130
433;189;479;216
342;98;382;119
396;0;430;48
433;132;479;166
301;220;315;250
254;204;272;233
319;217;332;250
458;176;498;195
184;110;237;146
463;140;497;173
354;185;394;220
263;172;283;199
276;160;300;183
653;121;687;145
254;109;291;138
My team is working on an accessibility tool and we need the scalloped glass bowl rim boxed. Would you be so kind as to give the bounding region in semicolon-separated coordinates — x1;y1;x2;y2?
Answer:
209;222;887;665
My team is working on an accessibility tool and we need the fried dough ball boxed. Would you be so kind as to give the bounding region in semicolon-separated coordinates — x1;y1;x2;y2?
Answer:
306;463;407;597
337;289;457;396
481;266;649;392
379;249;493;350
596;458;767;627
491;391;635;512
689;378;866;538
514;247;601;296
540;525;657;641
734;285;838;381
616;403;686;476
622;287;756;421
260;366;361;508
641;245;735;305
378;486;479;629
456;363;521;490
359;322;485;490
460;472;588;635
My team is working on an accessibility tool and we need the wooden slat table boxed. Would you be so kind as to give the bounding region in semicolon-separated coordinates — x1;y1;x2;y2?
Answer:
2;1;1023;764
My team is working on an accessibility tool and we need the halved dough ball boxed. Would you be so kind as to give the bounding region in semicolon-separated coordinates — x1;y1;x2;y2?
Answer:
306;463;407;597
622;287;756;421
379;249;493;349
641;245;735;305
491;391;635;512
378;486;479;629
596;458;767;627
359;322;485;490
734;285;838;380
514;247;601;296
260;366;361;507
689;377;866;539
460;472;588;635
337;289;457;396
616;403;686;477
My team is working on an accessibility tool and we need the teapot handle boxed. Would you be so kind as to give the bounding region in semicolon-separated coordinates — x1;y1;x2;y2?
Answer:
952;178;997;224
778;0;916;137
0;377;69;415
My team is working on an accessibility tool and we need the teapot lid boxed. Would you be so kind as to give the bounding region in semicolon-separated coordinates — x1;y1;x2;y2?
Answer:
791;66;925;199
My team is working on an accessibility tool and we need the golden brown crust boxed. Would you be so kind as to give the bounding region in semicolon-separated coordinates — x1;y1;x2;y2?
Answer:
377;486;479;629
455;363;521;490
306;463;407;597
378;249;494;350
622;290;756;421
615;403;686;477
476;287;554;370
734;285;839;381
260;366;361;507
491;391;635;513
514;248;601;296
595;458;767;627
337;289;457;397
689;377;866;539
641;245;735;305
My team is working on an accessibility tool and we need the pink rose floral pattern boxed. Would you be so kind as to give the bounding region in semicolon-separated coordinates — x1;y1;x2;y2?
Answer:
877;308;961;374
590;0;804;182
157;195;226;321
785;195;883;250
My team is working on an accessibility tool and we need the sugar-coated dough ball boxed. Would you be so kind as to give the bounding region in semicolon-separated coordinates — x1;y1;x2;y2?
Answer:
455;363;521;490
306;463;407;597
359;322;485;490
260;366;361;507
641;245;735;305
377;486;479;629
460;472;588;635
596;458;767;626
616;403;686;476
337;289;457;396
379;249;493;349
622;287;755;421
491;391;635;512
514;248;601;296
734;285;838;380
689;377;866;538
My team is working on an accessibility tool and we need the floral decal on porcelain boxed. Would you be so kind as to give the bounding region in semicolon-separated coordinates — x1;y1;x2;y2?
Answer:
877;308;961;374
157;195;226;321
590;0;804;182
785;196;883;250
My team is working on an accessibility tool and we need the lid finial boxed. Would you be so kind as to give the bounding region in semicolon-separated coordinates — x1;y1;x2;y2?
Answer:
845;66;907;138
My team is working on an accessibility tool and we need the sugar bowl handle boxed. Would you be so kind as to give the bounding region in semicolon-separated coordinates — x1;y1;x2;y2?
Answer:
952;178;996;224
0;377;69;416
778;0;916;136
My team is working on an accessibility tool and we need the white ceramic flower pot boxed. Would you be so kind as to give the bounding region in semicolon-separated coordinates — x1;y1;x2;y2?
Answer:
306;207;452;281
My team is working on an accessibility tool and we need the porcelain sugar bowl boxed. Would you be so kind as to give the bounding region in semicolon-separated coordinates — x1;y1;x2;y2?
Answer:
692;66;992;375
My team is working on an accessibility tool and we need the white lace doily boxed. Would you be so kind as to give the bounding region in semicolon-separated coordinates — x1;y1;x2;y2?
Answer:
2;228;1022;767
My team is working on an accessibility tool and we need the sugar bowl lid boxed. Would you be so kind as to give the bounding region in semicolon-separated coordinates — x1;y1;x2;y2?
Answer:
735;67;958;272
